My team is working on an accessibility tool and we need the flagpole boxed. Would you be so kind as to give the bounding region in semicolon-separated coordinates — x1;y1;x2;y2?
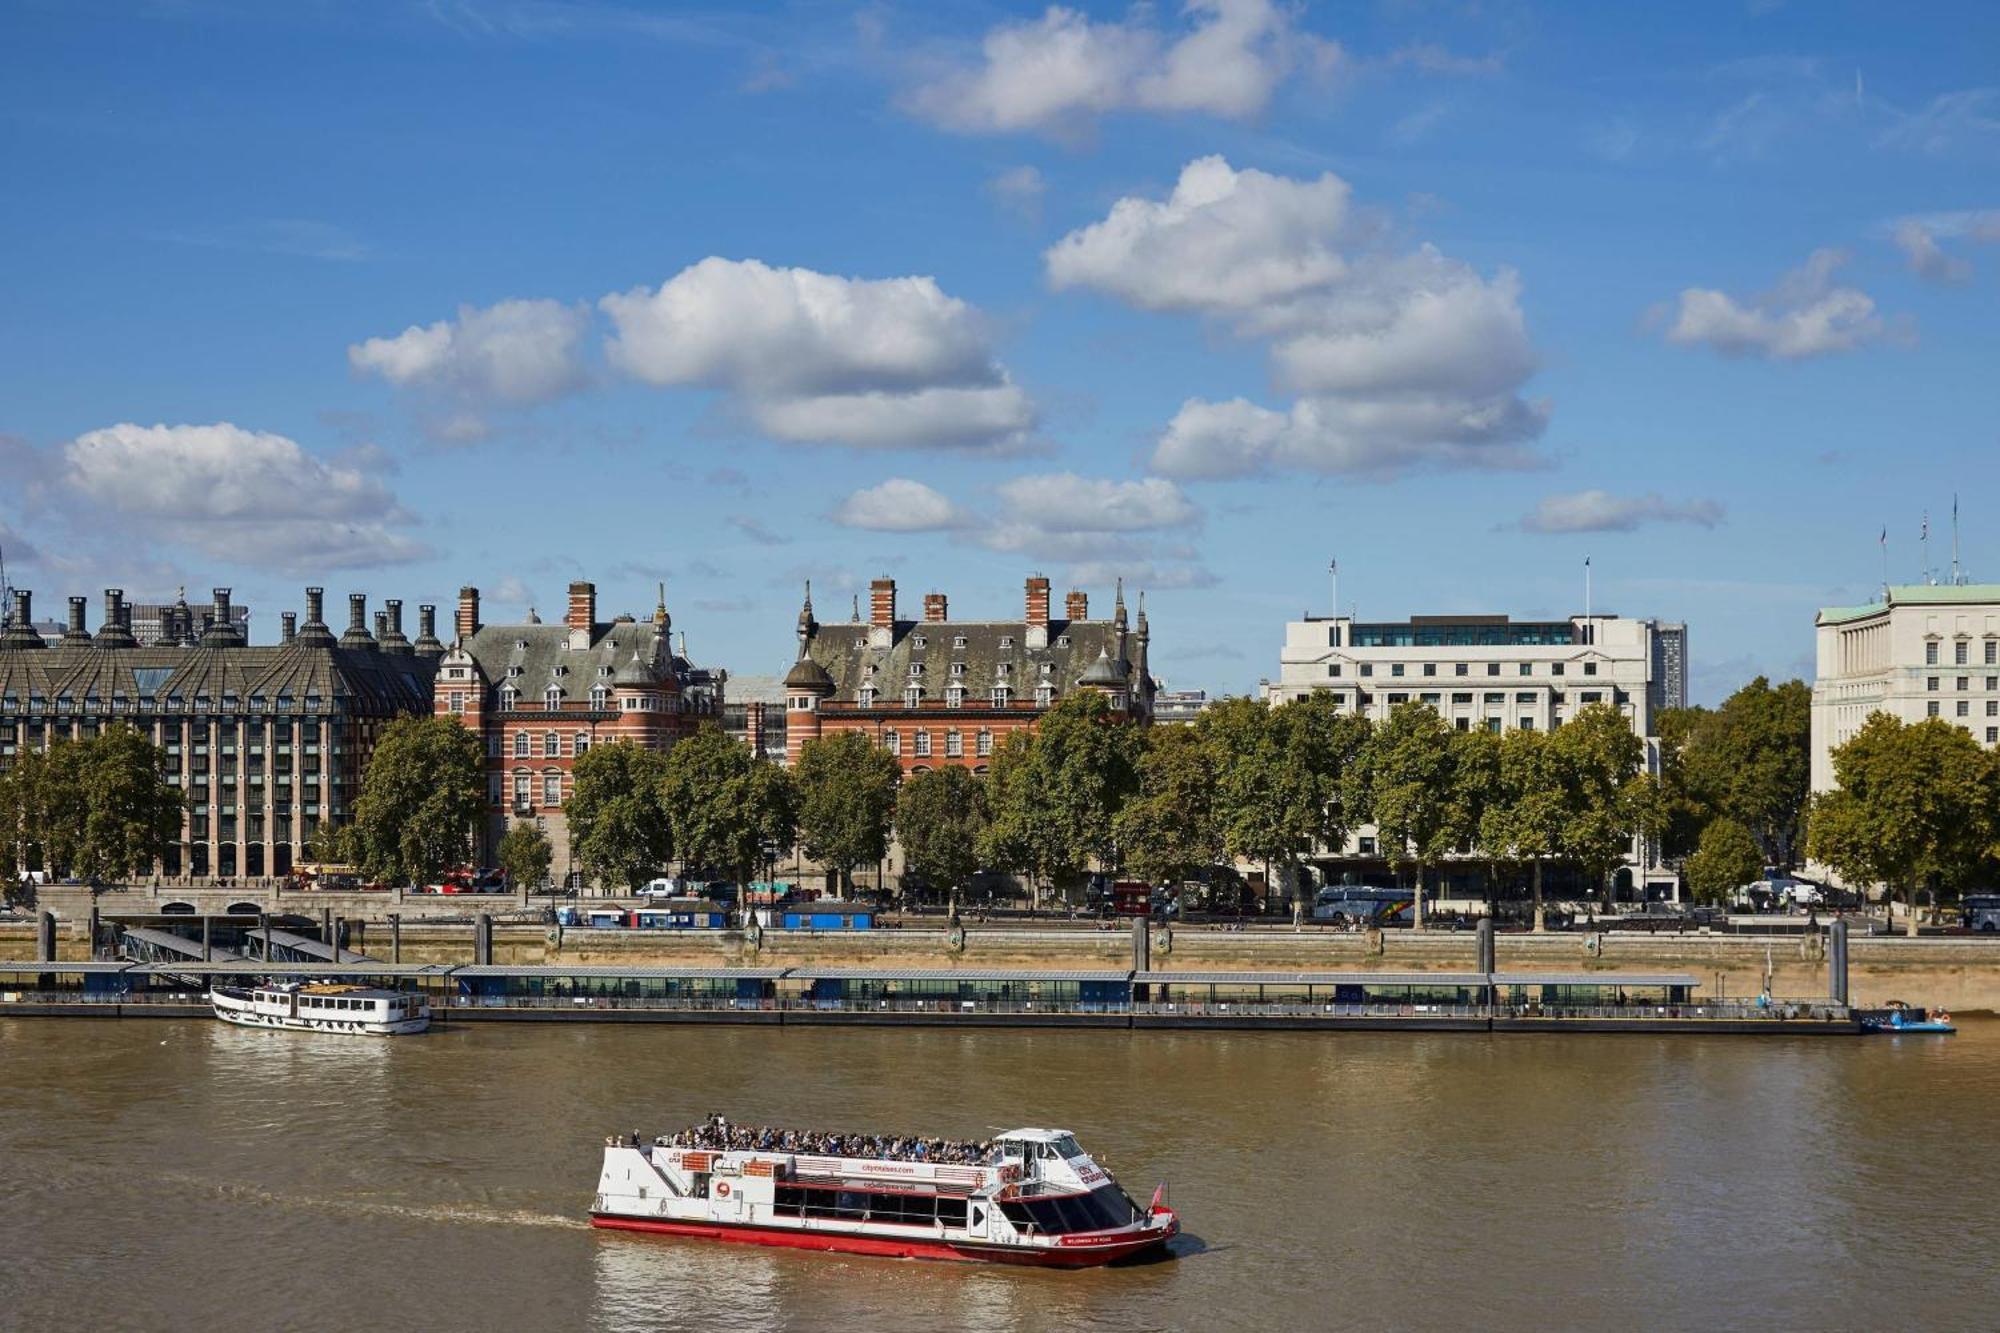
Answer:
1880;525;1890;600
1329;557;1338;623
1584;555;1592;644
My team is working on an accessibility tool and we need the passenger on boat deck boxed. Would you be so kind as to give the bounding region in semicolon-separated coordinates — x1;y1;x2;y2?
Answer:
662;1116;999;1165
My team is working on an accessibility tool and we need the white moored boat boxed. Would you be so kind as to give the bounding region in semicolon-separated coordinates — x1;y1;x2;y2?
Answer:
592;1118;1177;1267
209;982;431;1036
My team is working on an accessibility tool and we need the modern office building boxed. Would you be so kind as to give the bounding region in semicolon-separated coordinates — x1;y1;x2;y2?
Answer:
0;585;437;881
1811;583;2000;792
1268;609;1689;900
783;576;1154;772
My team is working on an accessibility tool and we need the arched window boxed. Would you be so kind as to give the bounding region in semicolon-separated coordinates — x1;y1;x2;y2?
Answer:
945;729;962;758
513;731;529;758
976;729;992;757
543;730;560;757
914;730;932;757
575;731;590;757
542;771;562;805
885;730;900;756
512;771;530;806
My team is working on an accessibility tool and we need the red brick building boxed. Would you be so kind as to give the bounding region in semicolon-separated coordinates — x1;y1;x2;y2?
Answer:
783;575;1154;773
435;580;721;885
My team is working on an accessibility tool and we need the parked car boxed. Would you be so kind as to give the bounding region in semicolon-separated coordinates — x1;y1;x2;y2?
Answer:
637;878;685;899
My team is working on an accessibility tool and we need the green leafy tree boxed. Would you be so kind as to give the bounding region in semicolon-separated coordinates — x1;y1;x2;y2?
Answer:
567;740;675;893
72;723;186;882
0;729;182;883
1448;725;1502;909
497;821;553;891
659;725;798;885
304;818;355;866
1652;704;1713;863
1807;713;2000;934
1550;703;1652;905
1668;677;1812;867
1114;724;1223;885
977;729;1053;908
1350;703;1464;927
896;766;986;904
1479;727;1570;930
1684;817;1762;904
793;730;900;897
1201;697;1286;882
348;714;485;886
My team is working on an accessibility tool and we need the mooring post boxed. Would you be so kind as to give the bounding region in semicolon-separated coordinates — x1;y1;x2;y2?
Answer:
321;906;333;957
1476;916;1495;974
88;904;102;961
1829;919;1849;1008
257;910;269;961
475;913;493;966
38;910;56;963
390;913;402;965
202;913;211;963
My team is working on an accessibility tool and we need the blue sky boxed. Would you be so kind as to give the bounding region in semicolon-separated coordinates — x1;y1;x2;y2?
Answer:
3;0;1997;702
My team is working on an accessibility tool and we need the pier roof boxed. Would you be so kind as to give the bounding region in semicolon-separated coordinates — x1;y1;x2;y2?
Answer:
450;964;789;979
784;967;1133;983
1136;970;1489;987
1491;971;1697;988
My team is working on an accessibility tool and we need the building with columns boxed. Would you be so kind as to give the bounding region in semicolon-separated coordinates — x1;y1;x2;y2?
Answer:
434;581;722;887
1811;583;2000;792
783;575;1155;773
0;585;439;882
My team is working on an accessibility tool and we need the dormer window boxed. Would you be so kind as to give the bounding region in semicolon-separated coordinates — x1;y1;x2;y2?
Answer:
1056;635;1069;647
946;686;965;708
853;637;866;649
499;685;518;710
507;664;523;677
913;635;926;649
951;662;966;676
516;639;529;650
997;663;1012;676
590;686;609;710
859;686;878;707
1036;684;1054;707
953;635;967;649
904;686;923;707
598;665;612;677
991;685;1012;707
543;686;562;710
908;663;923;677
1040;662;1052;675
999;636;1014;649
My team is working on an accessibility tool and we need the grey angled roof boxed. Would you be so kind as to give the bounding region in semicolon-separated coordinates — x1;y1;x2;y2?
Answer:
0;641;435;716
798;617;1146;706
459;618;710;708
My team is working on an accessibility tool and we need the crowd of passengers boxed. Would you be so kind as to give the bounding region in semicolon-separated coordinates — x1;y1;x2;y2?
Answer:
662;1114;999;1165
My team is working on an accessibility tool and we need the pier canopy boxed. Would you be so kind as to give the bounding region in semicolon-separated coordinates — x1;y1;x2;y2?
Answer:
783;968;1132;1011
1491;972;1697;1005
1136;971;1489;1007
450;964;785;1004
118;926;245;965
125;960;456;996
243;927;373;965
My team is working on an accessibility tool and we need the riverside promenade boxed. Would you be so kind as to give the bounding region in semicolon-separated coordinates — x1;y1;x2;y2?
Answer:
6;907;1993;1011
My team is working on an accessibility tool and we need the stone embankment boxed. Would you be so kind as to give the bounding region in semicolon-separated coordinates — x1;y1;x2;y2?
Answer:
7;919;1995;1011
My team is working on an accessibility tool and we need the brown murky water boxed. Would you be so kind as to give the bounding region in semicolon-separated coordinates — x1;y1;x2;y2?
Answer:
2;1018;1996;1332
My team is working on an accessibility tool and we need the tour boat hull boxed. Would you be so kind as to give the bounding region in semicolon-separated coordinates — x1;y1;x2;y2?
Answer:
210;987;431;1036
589;1210;1177;1268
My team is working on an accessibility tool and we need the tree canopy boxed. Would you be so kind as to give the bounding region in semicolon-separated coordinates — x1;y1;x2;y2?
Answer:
1114;723;1223;885
1658;677;1811;867
977;693;1140;905
1550;702;1654;895
1684;817;1762;904
895;766;986;901
660;725;799;884
497;820;553;891
347;714;485;886
567;740;675;891
1350;703;1468;923
793;730;900;895
0;725;183;882
1807;713;2000;928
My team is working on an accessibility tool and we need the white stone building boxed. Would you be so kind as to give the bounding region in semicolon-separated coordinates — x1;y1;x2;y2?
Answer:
1811;584;2000;792
1267;610;1689;901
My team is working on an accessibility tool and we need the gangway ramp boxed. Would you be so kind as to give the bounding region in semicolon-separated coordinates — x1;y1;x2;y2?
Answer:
243;927;374;965
117;926;243;964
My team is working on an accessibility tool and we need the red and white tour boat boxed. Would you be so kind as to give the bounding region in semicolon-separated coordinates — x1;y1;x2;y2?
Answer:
591;1122;1177;1267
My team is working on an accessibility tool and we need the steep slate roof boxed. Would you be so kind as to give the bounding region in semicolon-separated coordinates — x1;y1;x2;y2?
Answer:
800;617;1142;704
459;620;673;703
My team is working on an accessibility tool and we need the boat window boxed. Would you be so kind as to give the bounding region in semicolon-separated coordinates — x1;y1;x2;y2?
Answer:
1050;1134;1082;1159
998;1185;1134;1235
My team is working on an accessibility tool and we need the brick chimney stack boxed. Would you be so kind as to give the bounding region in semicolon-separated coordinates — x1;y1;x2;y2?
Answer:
96;589;137;647
457;586;481;641
869;577;896;648
1025;575;1051;649
567;580;596;650
923;592;948;623
281;612;297;644
65;596;90;643
1065;589;1088;621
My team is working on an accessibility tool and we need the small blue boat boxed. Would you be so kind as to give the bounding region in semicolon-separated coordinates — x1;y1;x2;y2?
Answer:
1861;1001;1956;1034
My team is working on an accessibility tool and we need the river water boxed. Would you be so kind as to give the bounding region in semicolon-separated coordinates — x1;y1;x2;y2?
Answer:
2;1017;1997;1332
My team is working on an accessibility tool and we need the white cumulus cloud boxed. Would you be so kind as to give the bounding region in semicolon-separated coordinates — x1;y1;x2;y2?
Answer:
994;472;1197;531
906;0;1339;136
1517;489;1725;534
831;478;971;532
1046;156;1548;480
1888;210;2000;285
62;423;427;571
600;257;1035;451
1661;249;1896;360
348;298;591;439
